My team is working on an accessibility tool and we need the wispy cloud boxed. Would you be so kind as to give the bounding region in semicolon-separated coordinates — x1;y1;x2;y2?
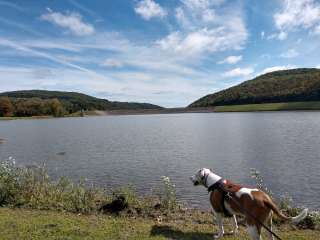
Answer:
267;31;287;41
134;0;167;20
274;0;320;37
0;17;44;37
223;67;254;78
101;58;124;68
0;0;25;12
260;65;296;75
68;0;97;18
280;48;299;58
41;10;95;36
0;38;113;79
218;55;242;64
157;0;247;56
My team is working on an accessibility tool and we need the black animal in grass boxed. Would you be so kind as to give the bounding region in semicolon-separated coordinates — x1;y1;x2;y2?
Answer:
99;195;128;214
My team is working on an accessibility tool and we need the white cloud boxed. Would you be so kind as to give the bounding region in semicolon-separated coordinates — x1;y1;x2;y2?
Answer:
101;58;124;68
260;65;296;75
223;67;254;78
134;0;167;20
280;48;299;58
278;31;288;40
0;0;25;12
157;0;247;56
0;38;111;78
0;16;44;37
261;31;265;39
218;55;242;64
41;11;94;36
313;25;320;35
267;31;287;41
182;0;226;9
157;21;247;55
274;0;320;35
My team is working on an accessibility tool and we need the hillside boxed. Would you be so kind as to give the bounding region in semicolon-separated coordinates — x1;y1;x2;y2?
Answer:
0;90;162;116
189;68;320;107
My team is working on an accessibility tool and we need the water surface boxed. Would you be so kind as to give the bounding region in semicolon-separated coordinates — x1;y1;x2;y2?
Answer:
0;112;319;209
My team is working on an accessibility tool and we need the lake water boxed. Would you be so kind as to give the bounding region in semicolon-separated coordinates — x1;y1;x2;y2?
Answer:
1;112;320;209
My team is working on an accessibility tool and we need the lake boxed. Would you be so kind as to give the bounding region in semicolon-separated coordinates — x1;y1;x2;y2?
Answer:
0;112;320;209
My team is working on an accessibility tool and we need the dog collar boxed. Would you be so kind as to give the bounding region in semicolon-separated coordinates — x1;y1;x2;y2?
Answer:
203;172;222;188
207;179;224;192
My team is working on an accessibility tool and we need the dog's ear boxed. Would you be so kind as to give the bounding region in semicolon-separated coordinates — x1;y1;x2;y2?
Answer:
199;168;206;178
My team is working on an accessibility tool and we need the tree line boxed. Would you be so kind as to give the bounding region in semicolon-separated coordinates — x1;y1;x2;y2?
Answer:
190;68;320;107
0;97;65;117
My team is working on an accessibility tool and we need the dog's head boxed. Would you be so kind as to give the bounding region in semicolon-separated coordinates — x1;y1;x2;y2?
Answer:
190;168;212;186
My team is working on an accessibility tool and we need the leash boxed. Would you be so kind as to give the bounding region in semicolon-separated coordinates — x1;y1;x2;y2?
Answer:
224;192;283;240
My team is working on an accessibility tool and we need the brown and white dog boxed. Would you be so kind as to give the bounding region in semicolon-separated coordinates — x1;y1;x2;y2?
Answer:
190;168;308;240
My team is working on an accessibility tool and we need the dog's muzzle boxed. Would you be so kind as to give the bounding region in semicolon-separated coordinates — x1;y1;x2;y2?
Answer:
193;181;200;186
190;176;199;186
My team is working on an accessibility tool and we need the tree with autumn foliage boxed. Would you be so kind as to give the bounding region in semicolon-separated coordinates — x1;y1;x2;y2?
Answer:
0;97;14;117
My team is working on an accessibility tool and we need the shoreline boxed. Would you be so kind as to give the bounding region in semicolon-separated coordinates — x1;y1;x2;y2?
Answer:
2;101;320;121
0;158;318;239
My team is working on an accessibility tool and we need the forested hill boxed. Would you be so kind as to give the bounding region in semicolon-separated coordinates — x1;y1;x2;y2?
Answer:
0;90;162;117
189;68;320;107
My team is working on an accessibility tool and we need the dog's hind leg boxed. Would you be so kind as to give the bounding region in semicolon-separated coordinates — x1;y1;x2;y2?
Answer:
265;214;274;240
231;215;239;235
247;224;262;240
213;210;224;239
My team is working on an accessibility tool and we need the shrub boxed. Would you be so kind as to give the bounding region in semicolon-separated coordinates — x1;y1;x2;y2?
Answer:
250;168;320;229
0;158;102;213
250;168;273;197
158;176;177;211
0;97;14;117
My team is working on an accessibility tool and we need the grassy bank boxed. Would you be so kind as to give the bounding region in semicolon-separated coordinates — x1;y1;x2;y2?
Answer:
0;111;99;120
0;208;318;240
214;101;320;112
0;159;319;239
0;115;52;120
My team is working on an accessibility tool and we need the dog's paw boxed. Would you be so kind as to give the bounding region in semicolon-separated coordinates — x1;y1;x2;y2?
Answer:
229;229;239;235
213;233;224;239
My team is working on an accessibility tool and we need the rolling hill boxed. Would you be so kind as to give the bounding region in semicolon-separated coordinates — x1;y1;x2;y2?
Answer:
189;68;320;108
0;90;162;113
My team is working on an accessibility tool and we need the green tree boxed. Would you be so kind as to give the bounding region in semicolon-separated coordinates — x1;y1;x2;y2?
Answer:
49;99;65;117
0;97;14;117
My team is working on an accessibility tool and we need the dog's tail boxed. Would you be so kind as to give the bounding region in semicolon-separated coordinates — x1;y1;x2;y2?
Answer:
265;198;308;223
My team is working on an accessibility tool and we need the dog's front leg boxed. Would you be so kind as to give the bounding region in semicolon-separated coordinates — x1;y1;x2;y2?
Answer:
213;210;224;239
230;215;239;235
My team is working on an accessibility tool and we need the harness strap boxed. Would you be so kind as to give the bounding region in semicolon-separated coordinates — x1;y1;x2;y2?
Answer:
208;179;233;218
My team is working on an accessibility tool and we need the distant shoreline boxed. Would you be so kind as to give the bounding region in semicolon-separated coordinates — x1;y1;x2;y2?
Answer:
2;101;320;120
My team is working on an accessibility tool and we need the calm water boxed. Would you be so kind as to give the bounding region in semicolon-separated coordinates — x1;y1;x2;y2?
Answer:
0;112;320;209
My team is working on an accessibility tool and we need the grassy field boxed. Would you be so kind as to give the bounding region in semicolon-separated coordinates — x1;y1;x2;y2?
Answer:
214;101;320;112
0;208;317;240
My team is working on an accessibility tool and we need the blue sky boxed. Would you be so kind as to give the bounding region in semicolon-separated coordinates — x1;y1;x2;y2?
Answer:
0;0;320;107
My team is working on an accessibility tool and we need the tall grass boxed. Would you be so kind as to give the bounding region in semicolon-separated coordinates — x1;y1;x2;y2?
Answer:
0;158;179;215
0;158;318;229
0;157;103;213
250;168;320;229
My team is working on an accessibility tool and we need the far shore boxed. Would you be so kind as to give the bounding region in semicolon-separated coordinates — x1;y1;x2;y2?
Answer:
0;108;216;120
2;101;320;121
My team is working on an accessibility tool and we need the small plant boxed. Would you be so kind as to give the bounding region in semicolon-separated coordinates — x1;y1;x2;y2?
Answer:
0;158;103;213
159;176;177;211
250;168;273;197
112;185;139;207
249;168;320;229
0;157;20;205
